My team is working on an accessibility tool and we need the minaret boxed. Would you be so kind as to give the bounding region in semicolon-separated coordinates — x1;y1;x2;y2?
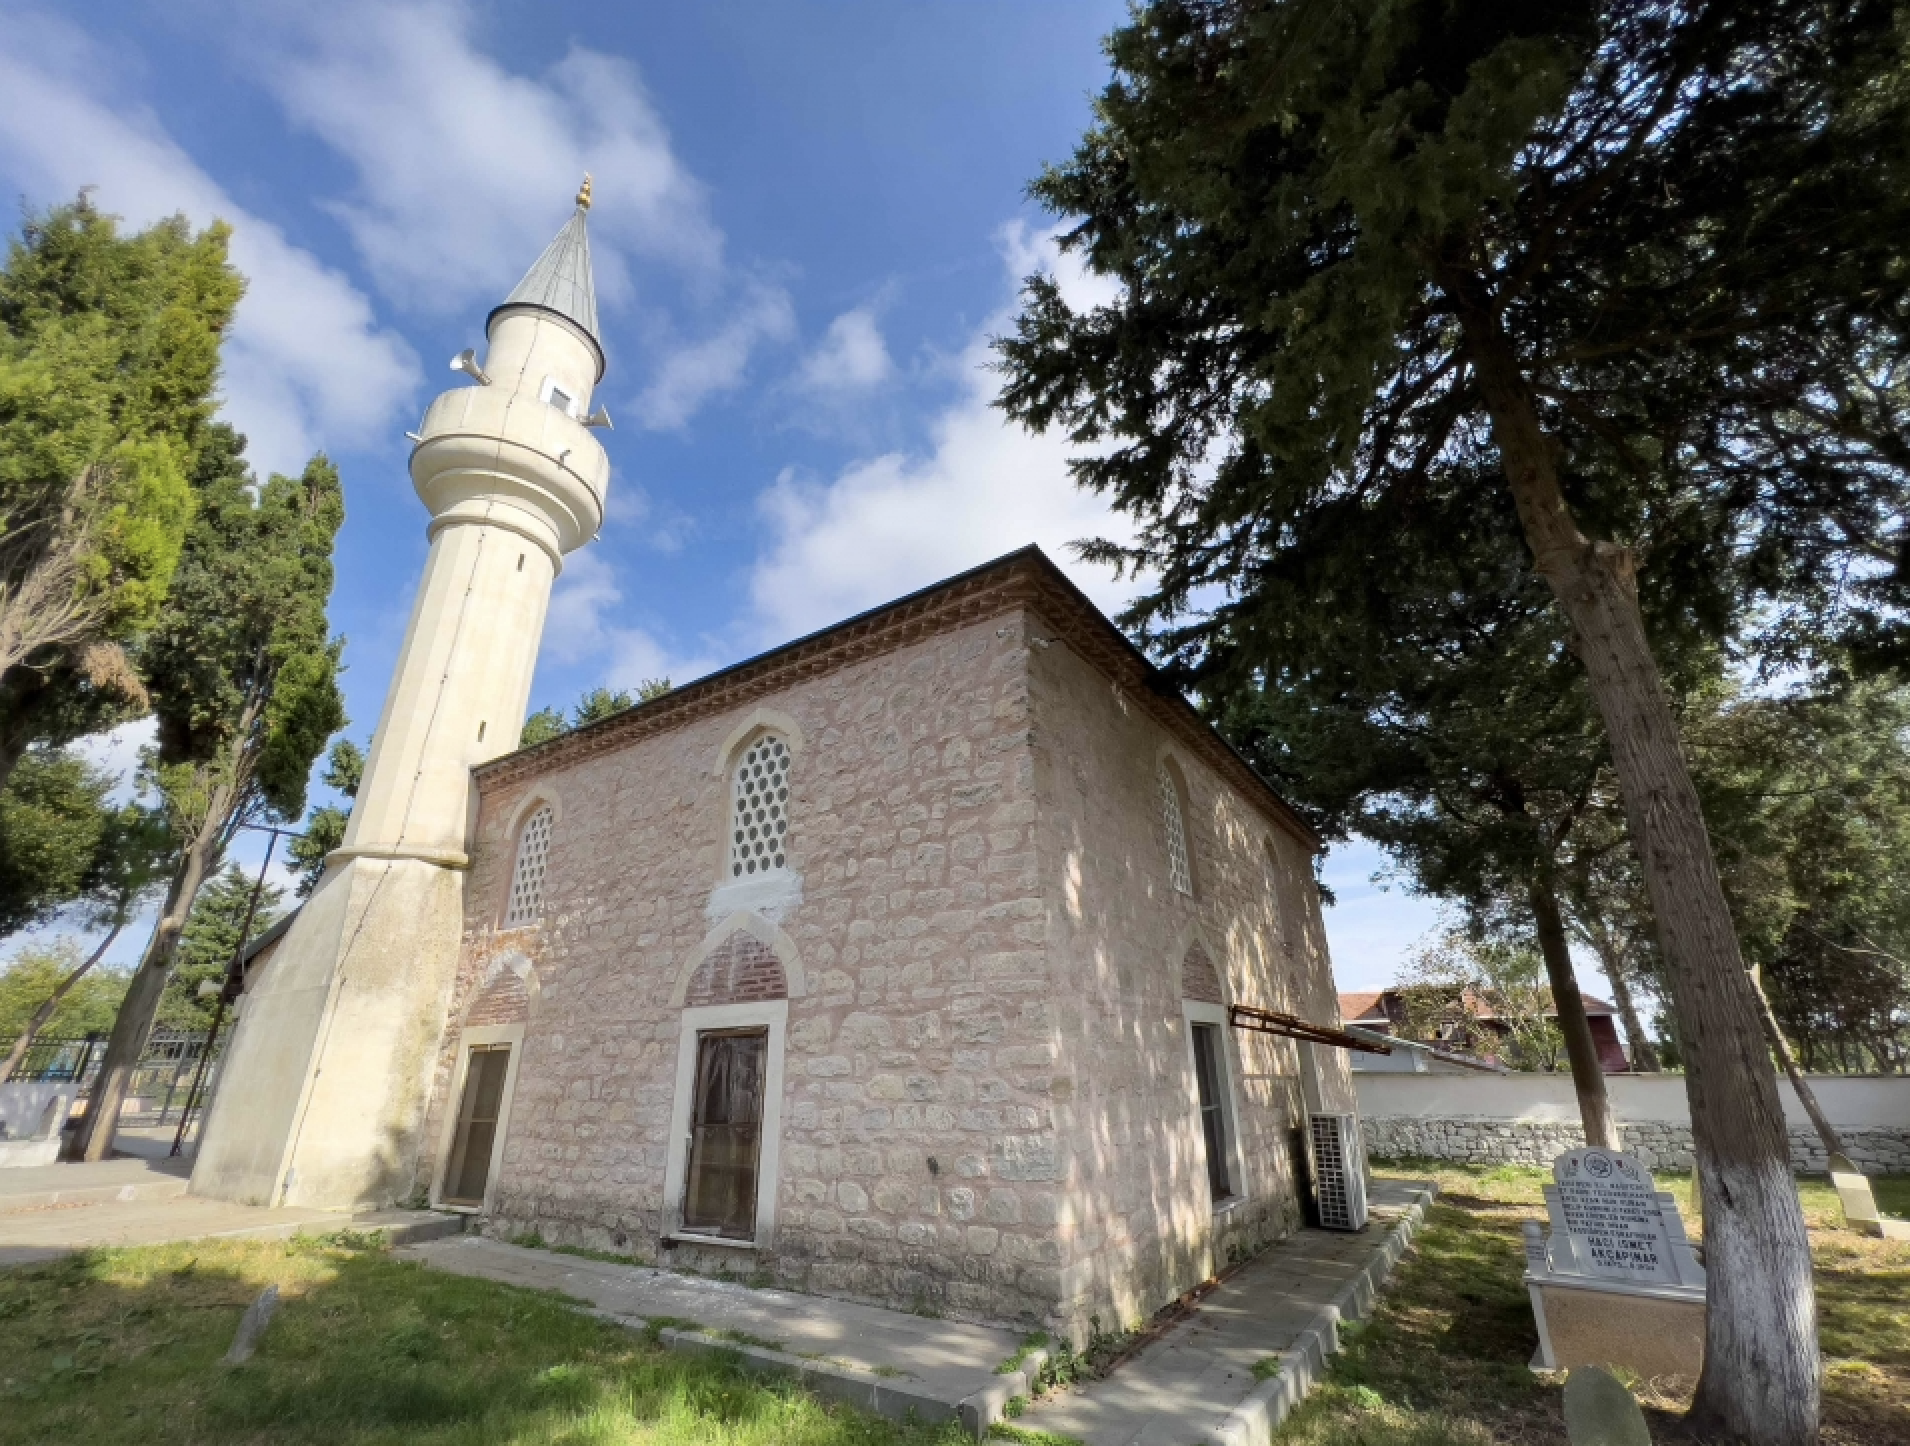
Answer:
192;183;612;1210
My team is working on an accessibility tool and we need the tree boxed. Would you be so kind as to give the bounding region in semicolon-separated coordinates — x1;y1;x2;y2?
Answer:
0;801;171;1084
1215;499;1623;1143
995;4;1910;1436
1691;679;1910;1074
157;862;281;1031
286;738;362;898
518;682;661;747
0;197;242;787
1397;921;1565;1071
0;943;127;1045
74;427;344;1160
0;745;114;938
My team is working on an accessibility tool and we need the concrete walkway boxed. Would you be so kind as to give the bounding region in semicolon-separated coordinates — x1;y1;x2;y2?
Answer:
0;1156;463;1266
403;1177;1435;1442
402;1234;1038;1434
1023;1178;1435;1446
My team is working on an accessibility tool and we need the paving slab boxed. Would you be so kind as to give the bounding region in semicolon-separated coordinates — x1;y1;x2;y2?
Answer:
1021;1178;1436;1446
401;1235;1040;1434
0;1156;463;1266
0;1155;190;1212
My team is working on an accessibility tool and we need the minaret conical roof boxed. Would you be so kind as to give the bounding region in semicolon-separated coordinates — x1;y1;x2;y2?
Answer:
487;185;604;378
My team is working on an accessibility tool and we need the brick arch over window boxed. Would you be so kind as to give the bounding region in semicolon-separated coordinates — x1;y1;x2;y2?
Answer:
460;951;541;1030
465;970;530;1028
684;931;789;1007
670;913;808;1008
1182;940;1225;1005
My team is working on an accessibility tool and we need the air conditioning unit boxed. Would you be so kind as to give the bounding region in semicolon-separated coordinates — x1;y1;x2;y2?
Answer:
1309;1111;1369;1231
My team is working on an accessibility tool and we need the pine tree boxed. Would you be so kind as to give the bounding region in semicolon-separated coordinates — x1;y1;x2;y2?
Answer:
1216;512;1631;1143
75;426;344;1160
158;863;281;1031
997;4;1910;1436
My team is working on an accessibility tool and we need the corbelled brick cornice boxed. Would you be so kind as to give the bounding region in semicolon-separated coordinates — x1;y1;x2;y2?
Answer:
477;546;1320;850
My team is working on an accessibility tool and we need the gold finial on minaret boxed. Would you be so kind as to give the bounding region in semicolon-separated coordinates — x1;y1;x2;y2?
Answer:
576;173;593;212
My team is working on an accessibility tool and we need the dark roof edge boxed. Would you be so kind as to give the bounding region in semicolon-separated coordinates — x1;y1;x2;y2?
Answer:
240;906;300;965
479;544;1321;851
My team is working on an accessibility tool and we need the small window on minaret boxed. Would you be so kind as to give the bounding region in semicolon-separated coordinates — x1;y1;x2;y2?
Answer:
540;376;576;416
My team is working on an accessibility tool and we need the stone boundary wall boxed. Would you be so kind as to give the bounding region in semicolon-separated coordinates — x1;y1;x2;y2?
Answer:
1362;1116;1910;1177
1356;1072;1910;1176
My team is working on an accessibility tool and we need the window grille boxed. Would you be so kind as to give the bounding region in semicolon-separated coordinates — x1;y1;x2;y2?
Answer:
1160;766;1192;895
729;734;791;878
504;805;553;926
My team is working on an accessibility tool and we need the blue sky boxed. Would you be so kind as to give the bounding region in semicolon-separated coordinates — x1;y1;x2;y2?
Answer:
0;0;1453;991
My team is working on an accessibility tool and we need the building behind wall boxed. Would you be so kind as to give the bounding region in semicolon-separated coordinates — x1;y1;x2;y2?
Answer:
418;548;1358;1336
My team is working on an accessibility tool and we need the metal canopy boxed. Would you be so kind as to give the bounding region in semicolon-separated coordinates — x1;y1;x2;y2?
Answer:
1227;1002;1393;1055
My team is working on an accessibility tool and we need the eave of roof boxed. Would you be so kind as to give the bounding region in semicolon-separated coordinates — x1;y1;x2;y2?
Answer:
477;545;1321;850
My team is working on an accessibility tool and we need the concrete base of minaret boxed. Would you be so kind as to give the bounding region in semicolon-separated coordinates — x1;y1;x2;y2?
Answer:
190;854;466;1210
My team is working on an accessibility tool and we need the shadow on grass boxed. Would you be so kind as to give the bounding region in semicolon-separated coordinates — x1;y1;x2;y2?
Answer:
0;1235;968;1445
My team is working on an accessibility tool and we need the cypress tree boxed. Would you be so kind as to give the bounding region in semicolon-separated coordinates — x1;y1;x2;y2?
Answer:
75;426;344;1160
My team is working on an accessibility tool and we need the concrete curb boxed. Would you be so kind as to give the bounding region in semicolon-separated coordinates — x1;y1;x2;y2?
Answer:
176;1209;467;1250
581;1306;1039;1439
957;1346;1051;1437
1205;1181;1438;1446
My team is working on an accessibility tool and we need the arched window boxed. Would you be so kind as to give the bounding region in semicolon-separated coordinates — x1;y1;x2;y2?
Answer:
504;805;554;927
729;733;792;879
1159;763;1193;896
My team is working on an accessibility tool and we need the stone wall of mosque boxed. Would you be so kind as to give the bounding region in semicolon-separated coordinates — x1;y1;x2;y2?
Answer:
420;609;1071;1327
1025;631;1351;1340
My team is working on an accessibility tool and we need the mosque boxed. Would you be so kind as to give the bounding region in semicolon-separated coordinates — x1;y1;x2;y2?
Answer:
192;184;1366;1334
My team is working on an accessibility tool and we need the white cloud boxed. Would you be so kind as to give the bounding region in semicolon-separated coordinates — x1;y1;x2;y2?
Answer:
255;1;720;317
634;280;797;430
795;307;894;395
71;719;159;806
542;551;715;690
748;225;1141;641
0;14;420;476
248;0;791;430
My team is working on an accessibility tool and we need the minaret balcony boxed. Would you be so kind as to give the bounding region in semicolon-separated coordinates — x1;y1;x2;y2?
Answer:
410;385;609;558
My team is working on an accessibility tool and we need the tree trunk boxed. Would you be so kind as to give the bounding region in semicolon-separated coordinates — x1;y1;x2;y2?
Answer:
1529;874;1621;1150
0;916;125;1085
1749;969;1844;1162
73;802;224;1162
1579;913;1664;1072
1602;953;1663;1073
1463;310;1819;1446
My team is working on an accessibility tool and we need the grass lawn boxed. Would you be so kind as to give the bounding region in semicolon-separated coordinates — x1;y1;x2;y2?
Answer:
0;1232;971;1445
1272;1162;1910;1446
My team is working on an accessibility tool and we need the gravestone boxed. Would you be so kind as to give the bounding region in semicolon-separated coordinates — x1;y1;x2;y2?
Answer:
1828;1152;1910;1241
1563;1366;1652;1446
1524;1147;1706;1382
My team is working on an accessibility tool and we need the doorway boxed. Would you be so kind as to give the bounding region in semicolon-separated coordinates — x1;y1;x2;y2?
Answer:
443;1042;511;1207
681;1028;767;1238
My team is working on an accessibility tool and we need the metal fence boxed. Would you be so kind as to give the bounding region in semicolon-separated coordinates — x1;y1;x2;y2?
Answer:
11;1028;222;1131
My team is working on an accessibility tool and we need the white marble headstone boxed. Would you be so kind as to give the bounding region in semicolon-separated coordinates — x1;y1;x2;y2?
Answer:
1541;1147;1703;1289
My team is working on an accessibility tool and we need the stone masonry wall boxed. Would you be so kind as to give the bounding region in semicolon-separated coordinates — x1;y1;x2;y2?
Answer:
1028;629;1353;1339
1364;1116;1910;1176
420;612;1066;1326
